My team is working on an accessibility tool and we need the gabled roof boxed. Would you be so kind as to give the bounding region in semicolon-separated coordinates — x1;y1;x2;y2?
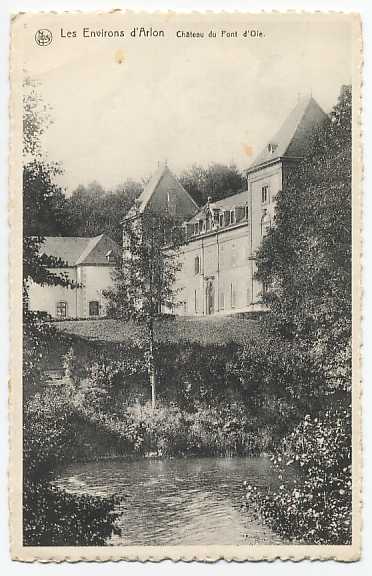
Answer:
188;190;248;223
124;164;199;220
39;234;120;266
248;96;328;172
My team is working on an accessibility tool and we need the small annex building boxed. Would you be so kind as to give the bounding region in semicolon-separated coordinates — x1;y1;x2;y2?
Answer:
123;95;328;316
27;234;121;319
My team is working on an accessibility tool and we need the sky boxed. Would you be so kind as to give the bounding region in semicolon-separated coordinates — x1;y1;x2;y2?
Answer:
23;12;354;193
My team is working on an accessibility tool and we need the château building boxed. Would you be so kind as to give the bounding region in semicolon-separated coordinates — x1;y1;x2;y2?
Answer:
123;95;328;316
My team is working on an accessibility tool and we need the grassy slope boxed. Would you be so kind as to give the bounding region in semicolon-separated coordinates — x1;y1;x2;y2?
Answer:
52;316;263;345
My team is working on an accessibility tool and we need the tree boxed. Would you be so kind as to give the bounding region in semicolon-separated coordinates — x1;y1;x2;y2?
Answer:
179;163;245;206
103;209;183;407
256;85;352;391
64;180;142;244
23;79;78;395
250;86;352;544
23;79;76;302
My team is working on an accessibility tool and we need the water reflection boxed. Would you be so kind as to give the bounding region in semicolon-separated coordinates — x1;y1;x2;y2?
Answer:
55;456;284;545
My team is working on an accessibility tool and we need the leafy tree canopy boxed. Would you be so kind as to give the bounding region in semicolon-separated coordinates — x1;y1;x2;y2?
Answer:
179;163;245;206
256;85;352;389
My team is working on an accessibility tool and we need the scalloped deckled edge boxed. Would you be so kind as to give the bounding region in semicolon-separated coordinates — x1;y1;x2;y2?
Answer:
8;9;363;563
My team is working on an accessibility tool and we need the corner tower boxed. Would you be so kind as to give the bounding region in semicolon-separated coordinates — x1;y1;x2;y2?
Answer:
247;96;328;304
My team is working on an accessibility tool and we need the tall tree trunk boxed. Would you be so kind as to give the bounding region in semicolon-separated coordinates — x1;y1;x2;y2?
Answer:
148;319;156;408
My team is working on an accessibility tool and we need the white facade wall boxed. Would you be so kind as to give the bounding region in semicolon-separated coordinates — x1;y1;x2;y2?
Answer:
175;160;284;316
28;264;115;319
175;222;255;316
77;265;114;318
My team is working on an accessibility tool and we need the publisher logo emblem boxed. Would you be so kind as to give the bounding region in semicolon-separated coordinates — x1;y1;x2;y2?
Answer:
35;29;53;47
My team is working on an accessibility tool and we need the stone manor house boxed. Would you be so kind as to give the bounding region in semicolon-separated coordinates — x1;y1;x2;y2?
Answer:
28;95;327;319
124;95;327;316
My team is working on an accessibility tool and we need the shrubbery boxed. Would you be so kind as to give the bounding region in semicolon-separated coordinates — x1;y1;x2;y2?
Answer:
244;406;352;544
23;389;122;545
70;398;273;458
23;480;121;546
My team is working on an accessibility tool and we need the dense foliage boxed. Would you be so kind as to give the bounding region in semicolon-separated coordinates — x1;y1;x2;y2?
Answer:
245;408;351;544
249;86;353;544
32;333;313;459
22;80;122;546
256;86;352;389
23;390;122;545
63;180;142;244
179;163;245;206
24;480;121;546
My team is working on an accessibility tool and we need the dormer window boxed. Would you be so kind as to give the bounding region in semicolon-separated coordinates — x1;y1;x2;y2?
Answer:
194;222;199;235
206;214;211;231
230;209;236;224
106;250;113;263
219;213;224;227
267;143;278;154
225;211;231;226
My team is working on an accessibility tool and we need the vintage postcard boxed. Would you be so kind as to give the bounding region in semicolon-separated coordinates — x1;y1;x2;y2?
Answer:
9;10;362;562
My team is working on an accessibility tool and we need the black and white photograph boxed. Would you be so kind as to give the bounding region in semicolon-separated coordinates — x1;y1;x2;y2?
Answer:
8;10;362;562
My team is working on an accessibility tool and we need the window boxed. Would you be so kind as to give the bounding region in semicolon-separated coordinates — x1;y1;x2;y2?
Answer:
219;289;225;310
194;255;200;275
245;205;249;220
261;185;269;204
261;212;271;237
225;211;231;226
231;283;236;308
230;209;235;224
219;213;224;227
89;301;99;316
56;301;67;318
194;290;198;313
194;223;199;235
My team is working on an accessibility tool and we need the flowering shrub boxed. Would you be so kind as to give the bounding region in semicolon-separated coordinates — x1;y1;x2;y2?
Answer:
244;406;352;544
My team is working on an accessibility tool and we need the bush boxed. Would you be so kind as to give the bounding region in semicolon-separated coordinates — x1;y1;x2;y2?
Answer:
23;390;123;546
73;400;275;457
23;480;121;546
24;390;78;481
244;405;352;544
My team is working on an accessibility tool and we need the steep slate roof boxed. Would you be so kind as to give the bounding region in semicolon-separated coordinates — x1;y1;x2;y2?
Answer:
248;96;328;171
40;234;120;266
125;164;199;219
188;190;248;223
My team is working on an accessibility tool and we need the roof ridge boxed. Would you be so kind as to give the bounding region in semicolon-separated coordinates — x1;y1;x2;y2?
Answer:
75;234;104;265
124;164;199;220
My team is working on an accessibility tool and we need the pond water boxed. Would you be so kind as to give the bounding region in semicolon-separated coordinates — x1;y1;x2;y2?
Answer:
55;456;285;545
